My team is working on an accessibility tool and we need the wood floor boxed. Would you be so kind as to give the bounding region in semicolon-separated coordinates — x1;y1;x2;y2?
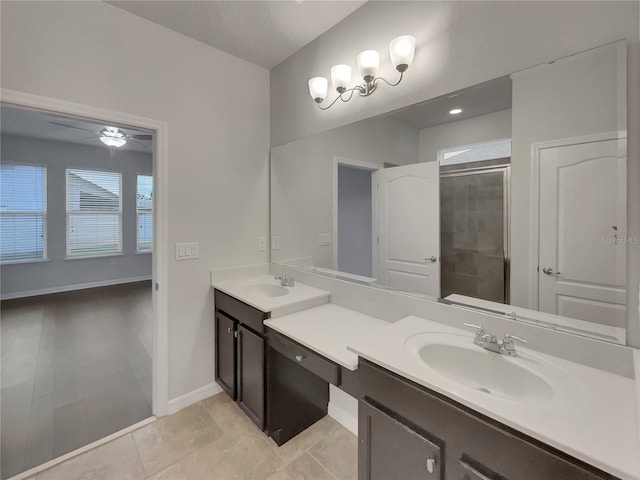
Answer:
21;393;357;480
1;281;153;480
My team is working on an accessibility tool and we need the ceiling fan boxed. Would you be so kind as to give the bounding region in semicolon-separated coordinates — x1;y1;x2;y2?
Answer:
50;121;152;149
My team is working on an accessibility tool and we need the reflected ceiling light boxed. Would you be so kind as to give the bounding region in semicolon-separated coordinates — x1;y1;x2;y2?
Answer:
99;127;127;147
449;108;463;115
308;35;416;110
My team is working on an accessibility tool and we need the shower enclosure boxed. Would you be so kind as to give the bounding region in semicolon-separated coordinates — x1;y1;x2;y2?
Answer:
440;159;511;303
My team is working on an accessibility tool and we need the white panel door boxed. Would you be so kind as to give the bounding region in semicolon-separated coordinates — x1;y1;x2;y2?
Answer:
538;139;626;328
378;162;440;296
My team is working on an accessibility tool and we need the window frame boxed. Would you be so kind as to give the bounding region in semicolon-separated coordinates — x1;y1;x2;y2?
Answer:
65;167;123;259
0;162;48;265
136;173;153;254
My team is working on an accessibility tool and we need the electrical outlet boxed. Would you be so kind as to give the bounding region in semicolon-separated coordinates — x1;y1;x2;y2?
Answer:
271;236;280;250
318;233;331;246
258;236;267;251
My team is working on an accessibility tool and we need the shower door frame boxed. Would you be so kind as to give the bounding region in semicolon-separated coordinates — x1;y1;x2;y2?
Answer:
440;162;511;304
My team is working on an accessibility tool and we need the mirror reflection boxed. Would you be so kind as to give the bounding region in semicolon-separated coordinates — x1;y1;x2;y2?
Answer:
271;41;628;344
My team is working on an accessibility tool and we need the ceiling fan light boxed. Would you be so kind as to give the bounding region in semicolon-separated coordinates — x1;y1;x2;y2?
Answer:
100;135;127;148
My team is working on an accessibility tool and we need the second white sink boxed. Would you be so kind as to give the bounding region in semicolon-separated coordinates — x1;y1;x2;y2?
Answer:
405;332;554;402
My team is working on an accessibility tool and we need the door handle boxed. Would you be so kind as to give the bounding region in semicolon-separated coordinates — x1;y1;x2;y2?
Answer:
425;256;437;263
542;267;561;276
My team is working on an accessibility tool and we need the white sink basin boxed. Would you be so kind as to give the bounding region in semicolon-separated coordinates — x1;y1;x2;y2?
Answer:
242;283;290;298
405;333;554;402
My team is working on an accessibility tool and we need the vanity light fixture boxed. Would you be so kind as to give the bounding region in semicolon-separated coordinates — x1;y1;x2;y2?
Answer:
449;108;463;115
308;35;416;110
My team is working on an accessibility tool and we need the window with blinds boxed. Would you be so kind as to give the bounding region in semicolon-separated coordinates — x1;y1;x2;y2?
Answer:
137;175;153;252
67;169;122;257
0;164;47;263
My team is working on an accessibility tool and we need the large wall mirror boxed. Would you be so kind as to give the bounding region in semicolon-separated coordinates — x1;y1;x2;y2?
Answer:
271;41;628;344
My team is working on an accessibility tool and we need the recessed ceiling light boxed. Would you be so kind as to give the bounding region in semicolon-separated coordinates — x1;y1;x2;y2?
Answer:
449;108;463;115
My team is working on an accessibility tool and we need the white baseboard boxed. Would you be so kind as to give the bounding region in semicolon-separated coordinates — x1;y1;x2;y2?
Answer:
167;382;223;415
1;275;152;300
328;400;358;436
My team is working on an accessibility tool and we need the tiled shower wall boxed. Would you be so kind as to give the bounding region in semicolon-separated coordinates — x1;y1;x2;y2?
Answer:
440;166;507;303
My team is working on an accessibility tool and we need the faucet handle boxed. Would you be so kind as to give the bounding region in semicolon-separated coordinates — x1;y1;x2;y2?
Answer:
502;333;527;356
463;323;485;333
464;323;486;345
504;333;527;343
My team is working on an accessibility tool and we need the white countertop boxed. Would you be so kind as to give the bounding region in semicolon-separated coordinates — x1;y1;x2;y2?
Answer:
264;304;389;370
211;274;330;317
348;315;640;480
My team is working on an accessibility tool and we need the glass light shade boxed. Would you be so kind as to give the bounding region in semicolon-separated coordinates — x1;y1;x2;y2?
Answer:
308;76;328;102
389;35;416;71
331;64;352;92
100;135;127;148
357;50;380;79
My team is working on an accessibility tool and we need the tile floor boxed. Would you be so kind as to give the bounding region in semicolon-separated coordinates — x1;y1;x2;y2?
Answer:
21;392;358;480
1;282;153;479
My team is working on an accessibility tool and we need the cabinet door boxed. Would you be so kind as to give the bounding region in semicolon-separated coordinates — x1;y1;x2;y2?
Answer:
215;312;236;399
237;324;265;429
359;400;443;480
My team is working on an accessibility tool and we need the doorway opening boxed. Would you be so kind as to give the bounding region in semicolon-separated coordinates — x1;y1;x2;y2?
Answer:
0;96;166;479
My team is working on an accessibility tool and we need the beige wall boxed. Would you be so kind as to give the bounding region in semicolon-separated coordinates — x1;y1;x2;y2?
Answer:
1;1;271;400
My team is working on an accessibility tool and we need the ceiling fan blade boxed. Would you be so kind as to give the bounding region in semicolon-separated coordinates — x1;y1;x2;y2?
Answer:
78;137;100;142
49;121;97;134
129;134;152;141
127;138;149;149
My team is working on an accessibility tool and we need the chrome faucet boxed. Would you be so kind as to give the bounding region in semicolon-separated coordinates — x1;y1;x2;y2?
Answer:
274;273;295;287
464;324;528;357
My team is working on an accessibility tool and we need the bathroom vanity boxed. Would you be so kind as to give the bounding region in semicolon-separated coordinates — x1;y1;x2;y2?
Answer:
211;271;639;480
212;275;336;436
358;360;615;480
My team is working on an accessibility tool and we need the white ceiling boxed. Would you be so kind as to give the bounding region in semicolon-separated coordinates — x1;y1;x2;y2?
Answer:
387;75;513;130
1;105;153;153
107;0;368;69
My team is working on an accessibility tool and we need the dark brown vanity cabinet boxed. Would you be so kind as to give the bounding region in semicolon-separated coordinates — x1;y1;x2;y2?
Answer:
359;401;443;480
214;290;269;430
358;360;617;480
215;311;237;398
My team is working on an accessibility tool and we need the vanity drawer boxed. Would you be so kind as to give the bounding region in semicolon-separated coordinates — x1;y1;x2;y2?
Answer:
268;330;341;385
215;289;269;333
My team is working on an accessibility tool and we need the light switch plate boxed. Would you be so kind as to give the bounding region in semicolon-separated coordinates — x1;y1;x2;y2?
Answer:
319;233;331;246
176;242;199;260
271;236;280;250
258;236;267;251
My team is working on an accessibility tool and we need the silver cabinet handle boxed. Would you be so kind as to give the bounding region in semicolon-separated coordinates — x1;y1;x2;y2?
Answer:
425;256;437;263
295;355;304;362
542;267;561;275
426;457;436;473
227;327;231;334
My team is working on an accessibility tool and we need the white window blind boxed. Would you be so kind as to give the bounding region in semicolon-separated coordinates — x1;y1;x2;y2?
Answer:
0;164;47;263
67;169;122;257
137;175;153;252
